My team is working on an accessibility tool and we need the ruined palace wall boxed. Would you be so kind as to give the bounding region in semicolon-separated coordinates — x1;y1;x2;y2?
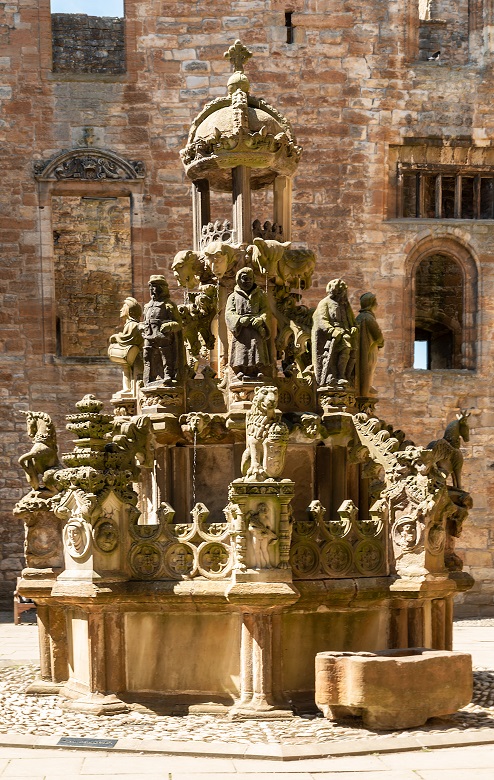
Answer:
0;0;493;612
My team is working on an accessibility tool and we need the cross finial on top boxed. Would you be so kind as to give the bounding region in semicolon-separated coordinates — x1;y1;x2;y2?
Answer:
224;39;253;72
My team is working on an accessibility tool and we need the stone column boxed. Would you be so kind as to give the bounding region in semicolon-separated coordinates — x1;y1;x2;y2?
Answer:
192;179;211;251
232;165;251;245
233;609;290;717
273;175;292;241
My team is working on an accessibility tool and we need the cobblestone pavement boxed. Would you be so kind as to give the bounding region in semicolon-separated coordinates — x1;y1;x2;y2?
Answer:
0;665;492;745
0;616;492;747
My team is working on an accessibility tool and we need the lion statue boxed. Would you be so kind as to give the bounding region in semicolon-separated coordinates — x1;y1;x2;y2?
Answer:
241;386;289;481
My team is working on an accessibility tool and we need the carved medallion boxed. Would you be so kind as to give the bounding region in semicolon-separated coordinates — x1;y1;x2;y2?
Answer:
290;541;320;578
427;522;445;555
295;389;312;409
27;526;60;558
392;516;420;552
129;543;163;579
197;542;231;578
187;390;208;411
63;520;90;560
354;540;384;575
93;520;119;553
320;540;353;576
164;543;195;578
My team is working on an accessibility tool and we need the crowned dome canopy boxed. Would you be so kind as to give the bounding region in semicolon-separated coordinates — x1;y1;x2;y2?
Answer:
180;40;302;192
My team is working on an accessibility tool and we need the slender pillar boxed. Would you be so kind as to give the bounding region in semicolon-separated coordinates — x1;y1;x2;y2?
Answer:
235;610;290;715
232;165;251;244
105;612;126;693
445;597;454;650
273;175;292;240
88;611;106;693
390;603;408;648
330;446;347;520
49;606;69;683
407;604;424;647
192;179;211;251
431;598;446;649
36;605;52;682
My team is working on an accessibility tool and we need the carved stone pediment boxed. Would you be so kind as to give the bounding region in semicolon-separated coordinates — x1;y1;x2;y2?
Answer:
34;148;145;180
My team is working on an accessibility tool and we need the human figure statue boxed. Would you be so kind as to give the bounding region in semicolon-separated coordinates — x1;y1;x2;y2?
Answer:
141;275;183;385
247;502;278;569
356;292;384;398
225;266;272;380
311;278;358;387
108;297;144;393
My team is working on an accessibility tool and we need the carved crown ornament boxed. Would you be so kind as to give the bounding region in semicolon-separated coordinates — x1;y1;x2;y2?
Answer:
33;148;146;181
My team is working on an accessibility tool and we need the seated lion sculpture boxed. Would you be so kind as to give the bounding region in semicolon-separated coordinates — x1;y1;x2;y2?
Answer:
241;386;289;481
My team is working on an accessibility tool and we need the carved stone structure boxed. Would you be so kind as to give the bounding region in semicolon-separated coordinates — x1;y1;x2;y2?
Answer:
14;43;473;719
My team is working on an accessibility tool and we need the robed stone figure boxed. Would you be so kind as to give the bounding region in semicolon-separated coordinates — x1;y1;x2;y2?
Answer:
312;278;358;387
356;292;384;398
225;267;272;379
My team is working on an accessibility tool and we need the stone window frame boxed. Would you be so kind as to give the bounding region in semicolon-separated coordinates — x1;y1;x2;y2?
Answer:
403;234;478;371
35;148;145;363
397;163;494;220
37;0;138;82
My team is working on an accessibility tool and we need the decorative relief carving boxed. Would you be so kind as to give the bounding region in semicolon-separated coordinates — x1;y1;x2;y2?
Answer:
127;501;235;581
63;519;91;560
290;498;387;579
200;219;234;248
34;148;145;180
93;519;119;553
129;543;163;578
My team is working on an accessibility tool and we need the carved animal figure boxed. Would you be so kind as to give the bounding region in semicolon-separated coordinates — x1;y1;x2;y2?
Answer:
107;415;154;475
241;386;287;481
247;237;316;289
426;410;471;489
172;249;215;289
179;284;217;367
18;411;60;491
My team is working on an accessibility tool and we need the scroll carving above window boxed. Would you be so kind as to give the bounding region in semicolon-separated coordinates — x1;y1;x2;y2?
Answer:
34;148;145;181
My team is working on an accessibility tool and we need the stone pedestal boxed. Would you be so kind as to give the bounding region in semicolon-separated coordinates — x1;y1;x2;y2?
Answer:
139;382;185;414
317;385;356;415
229;478;295;580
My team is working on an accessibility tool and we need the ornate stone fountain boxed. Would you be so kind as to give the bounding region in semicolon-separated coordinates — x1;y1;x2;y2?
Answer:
14;41;473;718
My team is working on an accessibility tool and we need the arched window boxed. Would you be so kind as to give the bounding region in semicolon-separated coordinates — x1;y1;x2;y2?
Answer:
405;236;477;371
414;254;463;369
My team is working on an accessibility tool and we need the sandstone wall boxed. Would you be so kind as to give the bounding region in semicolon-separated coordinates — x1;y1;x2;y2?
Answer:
0;0;493;613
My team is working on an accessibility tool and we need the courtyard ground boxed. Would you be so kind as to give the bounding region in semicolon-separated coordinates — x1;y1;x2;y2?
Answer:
0;612;493;778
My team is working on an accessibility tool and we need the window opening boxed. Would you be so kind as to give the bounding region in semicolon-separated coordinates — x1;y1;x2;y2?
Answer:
414;254;464;370
400;164;494;220
413;335;430;370
52;195;132;358
285;11;294;44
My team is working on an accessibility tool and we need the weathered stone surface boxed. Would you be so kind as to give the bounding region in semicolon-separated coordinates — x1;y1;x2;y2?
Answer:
1;0;492;615
51;14;125;75
315;648;473;729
